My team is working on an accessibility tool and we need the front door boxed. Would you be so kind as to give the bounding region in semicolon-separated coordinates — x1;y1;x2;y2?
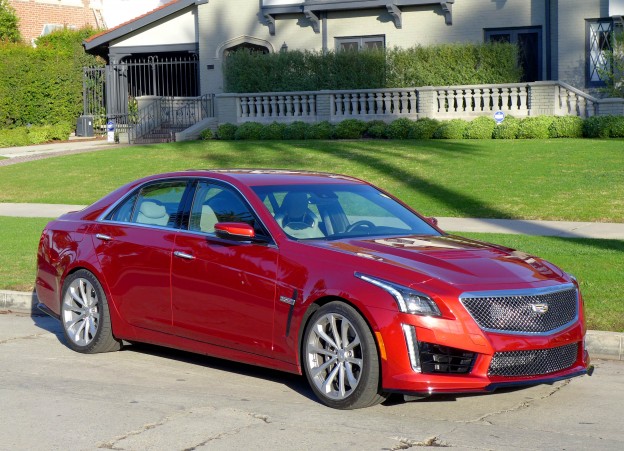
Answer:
171;182;278;356
486;27;542;82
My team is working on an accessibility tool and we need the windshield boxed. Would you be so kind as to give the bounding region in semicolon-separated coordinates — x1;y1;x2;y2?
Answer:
252;183;441;240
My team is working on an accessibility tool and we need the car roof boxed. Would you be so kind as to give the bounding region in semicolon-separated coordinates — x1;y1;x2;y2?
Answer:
156;169;368;186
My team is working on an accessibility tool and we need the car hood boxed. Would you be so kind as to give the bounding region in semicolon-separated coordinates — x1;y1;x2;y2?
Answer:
309;234;565;286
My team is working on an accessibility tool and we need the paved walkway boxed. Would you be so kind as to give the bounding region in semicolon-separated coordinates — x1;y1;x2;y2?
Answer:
0;202;623;239
0;137;124;166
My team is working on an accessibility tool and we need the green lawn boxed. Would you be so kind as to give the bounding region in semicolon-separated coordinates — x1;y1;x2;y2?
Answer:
0;139;623;221
0;217;53;292
1;216;621;332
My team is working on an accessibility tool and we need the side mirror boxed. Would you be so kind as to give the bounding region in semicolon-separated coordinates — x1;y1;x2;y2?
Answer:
214;222;256;241
426;217;439;227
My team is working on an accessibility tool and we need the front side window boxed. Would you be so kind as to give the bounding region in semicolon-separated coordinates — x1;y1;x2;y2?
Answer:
188;181;267;237
105;180;188;229
336;35;385;52
252;183;440;240
587;19;614;86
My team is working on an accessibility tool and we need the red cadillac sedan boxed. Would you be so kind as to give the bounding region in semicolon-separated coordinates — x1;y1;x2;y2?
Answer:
36;170;592;409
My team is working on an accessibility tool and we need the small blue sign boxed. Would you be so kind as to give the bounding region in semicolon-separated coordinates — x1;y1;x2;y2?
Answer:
494;110;505;124
107;121;115;132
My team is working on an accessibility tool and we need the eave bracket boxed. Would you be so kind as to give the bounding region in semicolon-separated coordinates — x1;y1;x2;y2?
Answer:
440;1;453;25
264;13;276;35
386;3;402;29
304;8;321;33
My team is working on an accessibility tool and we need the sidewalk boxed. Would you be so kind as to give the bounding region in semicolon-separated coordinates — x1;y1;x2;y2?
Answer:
2;202;624;239
0;136;124;166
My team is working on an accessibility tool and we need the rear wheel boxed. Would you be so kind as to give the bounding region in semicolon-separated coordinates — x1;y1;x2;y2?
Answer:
303;302;387;409
60;270;121;354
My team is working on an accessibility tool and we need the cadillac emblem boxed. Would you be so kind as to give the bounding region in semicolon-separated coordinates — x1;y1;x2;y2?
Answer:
531;303;549;315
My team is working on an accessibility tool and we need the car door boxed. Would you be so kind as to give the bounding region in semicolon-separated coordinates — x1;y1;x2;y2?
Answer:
171;180;278;356
92;179;191;333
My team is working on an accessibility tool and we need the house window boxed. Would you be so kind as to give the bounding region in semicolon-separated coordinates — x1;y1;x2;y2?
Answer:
336;35;385;52
485;27;542;82
586;19;614;87
41;24;76;36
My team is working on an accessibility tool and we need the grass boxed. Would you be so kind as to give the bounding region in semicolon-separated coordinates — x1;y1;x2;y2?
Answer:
0;217;53;292
0;216;621;332
457;232;624;333
0;139;623;221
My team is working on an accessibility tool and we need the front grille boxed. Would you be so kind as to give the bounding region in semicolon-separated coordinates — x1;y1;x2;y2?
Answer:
419;342;476;374
460;286;578;334
488;342;578;377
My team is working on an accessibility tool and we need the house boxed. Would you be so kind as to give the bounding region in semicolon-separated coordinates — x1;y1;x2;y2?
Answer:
81;0;624;141
7;0;104;44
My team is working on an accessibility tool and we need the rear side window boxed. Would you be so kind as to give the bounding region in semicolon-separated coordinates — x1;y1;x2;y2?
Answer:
106;180;188;229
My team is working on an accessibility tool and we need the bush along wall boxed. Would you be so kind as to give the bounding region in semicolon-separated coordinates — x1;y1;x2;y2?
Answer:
0;27;102;130
224;42;521;93
207;115;624;142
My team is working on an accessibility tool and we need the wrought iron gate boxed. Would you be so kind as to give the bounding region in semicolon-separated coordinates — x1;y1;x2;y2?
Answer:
83;55;202;138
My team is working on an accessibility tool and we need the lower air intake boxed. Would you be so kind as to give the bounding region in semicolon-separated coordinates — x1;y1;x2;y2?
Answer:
488;342;578;377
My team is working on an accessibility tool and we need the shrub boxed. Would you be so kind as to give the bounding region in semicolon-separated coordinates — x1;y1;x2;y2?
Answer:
583;115;624;138
199;128;213;140
386;118;415;139
216;123;238;140
49;122;72;140
364;120;388;139
0;128;29;147
548;116;584;138
517;116;555;139
334;119;368;139
408;118;441;139
0;27;102;129
259;122;286;140
283;121;310;140
27;126;52;144
305;121;335;139
432;119;469;139
492;115;520;139
224;42;521;93
464;116;496;139
234;122;264;140
611;116;624;138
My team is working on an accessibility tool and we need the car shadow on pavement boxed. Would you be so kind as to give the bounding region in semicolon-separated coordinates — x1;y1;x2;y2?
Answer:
120;342;319;403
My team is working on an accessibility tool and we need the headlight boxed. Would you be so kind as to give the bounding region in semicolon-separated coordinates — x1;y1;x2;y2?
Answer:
355;273;441;317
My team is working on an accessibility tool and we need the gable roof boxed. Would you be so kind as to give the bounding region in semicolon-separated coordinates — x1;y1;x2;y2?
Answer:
84;0;203;51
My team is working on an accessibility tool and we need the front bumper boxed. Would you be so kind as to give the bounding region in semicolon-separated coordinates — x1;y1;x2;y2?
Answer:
370;307;592;395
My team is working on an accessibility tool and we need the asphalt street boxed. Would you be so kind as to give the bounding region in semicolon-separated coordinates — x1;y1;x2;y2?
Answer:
1;313;622;451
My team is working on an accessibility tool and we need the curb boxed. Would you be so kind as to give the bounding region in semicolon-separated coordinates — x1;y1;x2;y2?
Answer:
1;289;622;361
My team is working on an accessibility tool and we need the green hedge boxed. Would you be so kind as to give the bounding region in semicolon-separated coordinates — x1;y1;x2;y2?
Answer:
211;115;624;142
224;43;521;93
0;28;101;129
0;122;72;147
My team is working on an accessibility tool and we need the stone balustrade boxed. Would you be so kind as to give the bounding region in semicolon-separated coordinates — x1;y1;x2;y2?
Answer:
215;81;623;126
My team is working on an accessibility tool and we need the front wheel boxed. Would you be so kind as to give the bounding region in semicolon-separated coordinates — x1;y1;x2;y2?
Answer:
303;302;387;409
60;270;121;354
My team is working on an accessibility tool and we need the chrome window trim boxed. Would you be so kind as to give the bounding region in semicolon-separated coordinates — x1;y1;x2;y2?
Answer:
459;283;579;336
97;176;277;246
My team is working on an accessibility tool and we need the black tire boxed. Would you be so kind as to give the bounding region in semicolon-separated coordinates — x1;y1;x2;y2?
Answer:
302;301;387;409
60;269;121;354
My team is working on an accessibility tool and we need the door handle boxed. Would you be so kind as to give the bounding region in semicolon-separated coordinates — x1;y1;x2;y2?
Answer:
173;251;195;260
96;234;112;241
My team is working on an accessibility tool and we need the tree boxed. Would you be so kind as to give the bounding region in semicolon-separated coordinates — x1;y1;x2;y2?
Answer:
0;0;21;43
599;29;624;98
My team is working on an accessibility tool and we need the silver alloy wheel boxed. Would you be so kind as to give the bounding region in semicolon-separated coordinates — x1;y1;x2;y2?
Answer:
62;277;100;347
306;312;363;400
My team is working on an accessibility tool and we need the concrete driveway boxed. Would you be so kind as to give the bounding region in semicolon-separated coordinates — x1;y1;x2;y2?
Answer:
1;313;622;451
